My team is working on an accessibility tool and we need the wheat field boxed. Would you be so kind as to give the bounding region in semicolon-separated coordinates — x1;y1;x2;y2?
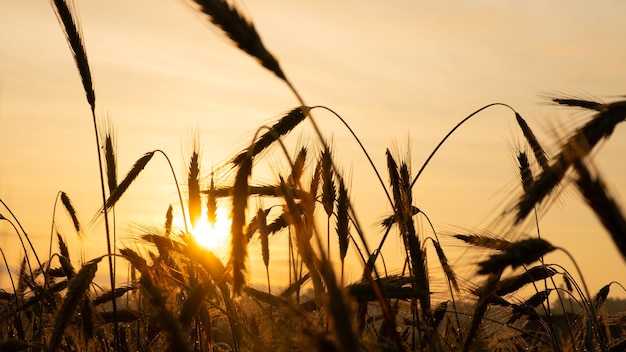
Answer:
1;1;626;351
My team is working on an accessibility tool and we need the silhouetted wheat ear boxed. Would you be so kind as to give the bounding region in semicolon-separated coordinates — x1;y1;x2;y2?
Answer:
207;174;217;225
164;204;173;237
336;177;349;263
230;153;252;296
50;0;95;111
495;265;557;296
508;289;551;324
192;0;287;81
232;107;309;165
257;208;269;268
515;112;549;171
321;146;335;217
101;151;155;213
573;161;626;259
56;231;71;260
119;248;149;272
386;150;433;333
517;152;534;193
432;239;459;291
291;147;307;183
478;238;555;275
58;254;75;279
188;147;201;229
47;256;102;352
453;234;513;251
60;192;81;234
101;119;118;193
552;98;605;111
515;98;626;223
309;157;322;203
594;284;611;310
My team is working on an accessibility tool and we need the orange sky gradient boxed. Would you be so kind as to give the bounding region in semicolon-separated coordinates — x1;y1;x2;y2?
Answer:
2;0;626;299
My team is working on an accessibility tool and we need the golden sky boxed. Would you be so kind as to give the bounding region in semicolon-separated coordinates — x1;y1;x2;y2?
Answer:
2;0;626;298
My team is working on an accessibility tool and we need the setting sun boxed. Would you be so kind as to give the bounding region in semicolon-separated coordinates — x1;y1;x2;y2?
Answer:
176;207;232;254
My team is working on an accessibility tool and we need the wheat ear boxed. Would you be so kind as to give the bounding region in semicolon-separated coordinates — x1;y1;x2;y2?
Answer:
230;152;252;296
47;256;102;352
515;98;626;222
191;0;287;81
50;0;95;111
232;107;309;165
573;160;626;258
187;144;201;230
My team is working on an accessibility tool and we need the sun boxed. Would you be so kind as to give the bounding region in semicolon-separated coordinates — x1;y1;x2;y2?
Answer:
176;207;232;253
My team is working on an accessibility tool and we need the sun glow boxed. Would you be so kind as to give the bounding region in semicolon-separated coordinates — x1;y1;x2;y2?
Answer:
176;207;232;253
